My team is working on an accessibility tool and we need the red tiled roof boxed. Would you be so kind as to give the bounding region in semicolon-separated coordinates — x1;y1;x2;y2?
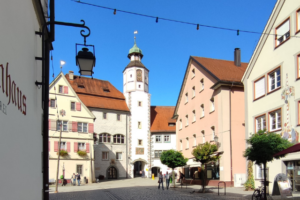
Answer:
65;74;130;112
192;56;248;82
151;106;176;132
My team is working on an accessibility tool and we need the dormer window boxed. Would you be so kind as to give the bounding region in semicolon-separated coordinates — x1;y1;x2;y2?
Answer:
168;123;175;127
103;88;110;93
78;85;85;89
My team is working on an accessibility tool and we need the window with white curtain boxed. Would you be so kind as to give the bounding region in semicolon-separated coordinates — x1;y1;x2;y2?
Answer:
193;134;196;146
275;19;290;46
185;93;188;103
200;79;204;91
268;68;281;92
269;109;281;131
210;98;215;112
180;140;182;150
186;138;189;149
202;130;205;143
192;68;195;78
180;119;182;129
255;115;266;132
297;9;300;32
298;55;300;78
254;77;265;99
211;126;215;141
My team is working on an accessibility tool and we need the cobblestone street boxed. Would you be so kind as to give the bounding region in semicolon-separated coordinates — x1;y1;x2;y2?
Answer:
49;178;300;200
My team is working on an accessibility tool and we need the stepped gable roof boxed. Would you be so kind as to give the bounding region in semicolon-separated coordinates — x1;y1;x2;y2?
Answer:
151;106;176;133
191;56;248;83
65;74;130;112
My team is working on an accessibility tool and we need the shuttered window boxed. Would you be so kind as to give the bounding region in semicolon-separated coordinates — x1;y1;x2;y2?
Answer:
254;77;265;99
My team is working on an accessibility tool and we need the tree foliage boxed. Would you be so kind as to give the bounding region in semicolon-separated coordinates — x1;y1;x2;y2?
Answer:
192;142;220;192
243;130;292;199
243;130;292;164
244;160;255;190
160;150;188;169
160;150;188;188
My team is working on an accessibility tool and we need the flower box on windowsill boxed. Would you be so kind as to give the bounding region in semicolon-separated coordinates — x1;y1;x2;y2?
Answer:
57;150;68;157
77;150;87;157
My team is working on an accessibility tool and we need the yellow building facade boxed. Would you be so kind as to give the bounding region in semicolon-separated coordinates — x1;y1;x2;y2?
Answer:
49;72;96;184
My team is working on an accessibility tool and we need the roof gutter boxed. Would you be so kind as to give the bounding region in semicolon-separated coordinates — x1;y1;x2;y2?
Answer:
210;81;243;90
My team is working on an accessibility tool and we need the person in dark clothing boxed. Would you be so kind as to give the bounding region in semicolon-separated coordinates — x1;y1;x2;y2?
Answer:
158;171;164;190
76;173;81;186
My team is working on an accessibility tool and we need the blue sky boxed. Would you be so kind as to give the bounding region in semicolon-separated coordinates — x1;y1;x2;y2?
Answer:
51;0;276;106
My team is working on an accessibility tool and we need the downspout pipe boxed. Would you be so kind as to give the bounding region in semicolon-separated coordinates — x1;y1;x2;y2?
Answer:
229;83;233;187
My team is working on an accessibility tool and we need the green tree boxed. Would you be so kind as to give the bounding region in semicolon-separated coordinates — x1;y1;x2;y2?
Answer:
160;150;188;188
192;142;220;193
244;130;292;199
244;160;255;190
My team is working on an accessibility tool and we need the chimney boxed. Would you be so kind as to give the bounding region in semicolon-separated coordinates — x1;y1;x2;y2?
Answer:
69;71;74;80
234;48;241;67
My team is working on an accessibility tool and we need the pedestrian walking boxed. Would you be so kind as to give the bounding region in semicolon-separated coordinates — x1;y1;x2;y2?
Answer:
72;173;76;186
77;173;81;186
179;171;185;185
158;171;164;190
165;171;170;190
60;174;65;186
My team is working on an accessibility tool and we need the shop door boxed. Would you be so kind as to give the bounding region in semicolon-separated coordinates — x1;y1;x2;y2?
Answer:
294;161;300;191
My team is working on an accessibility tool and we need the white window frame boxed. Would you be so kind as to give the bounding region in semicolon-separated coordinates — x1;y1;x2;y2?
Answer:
297;9;300;33
192;68;195;78
275;18;290;47
201;104;205;117
76;164;83;175
138;121;142;129
185;115;188;126
255;164;264;179
116;152;122;160
50;99;55;108
269;109;282;131
210;98;215;112
164;135;170;143
78;142;85;151
193;134;196;146
113;134;125;144
186;138;189;149
192;86;195;98
185;93;188;103
268;67;281;92
102;152;109;160
193;110;196;122
154;150;162;158
99;133;111;143
77;122;88;133
255;114;266;132
138;101;142;107
56;120;68;131
60;141;66;150
200;79;204;91
180;119;182;129
155;135;161;143
202;130;205;144
180;140;183;150
211;126;215;141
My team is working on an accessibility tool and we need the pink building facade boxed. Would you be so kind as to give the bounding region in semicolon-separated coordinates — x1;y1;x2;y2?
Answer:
173;51;248;187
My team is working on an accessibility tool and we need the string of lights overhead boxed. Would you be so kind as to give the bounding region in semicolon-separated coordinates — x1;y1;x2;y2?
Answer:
72;0;300;38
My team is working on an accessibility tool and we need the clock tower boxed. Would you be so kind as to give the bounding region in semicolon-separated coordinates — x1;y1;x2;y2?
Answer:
123;37;151;178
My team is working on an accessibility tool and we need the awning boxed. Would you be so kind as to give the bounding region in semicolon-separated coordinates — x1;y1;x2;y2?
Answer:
273;143;300;157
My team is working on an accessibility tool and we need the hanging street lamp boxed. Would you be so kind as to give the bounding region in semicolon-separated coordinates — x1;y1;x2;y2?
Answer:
76;46;96;76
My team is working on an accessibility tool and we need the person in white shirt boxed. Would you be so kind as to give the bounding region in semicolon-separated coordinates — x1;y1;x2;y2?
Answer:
158;171;164;190
165;171;170;190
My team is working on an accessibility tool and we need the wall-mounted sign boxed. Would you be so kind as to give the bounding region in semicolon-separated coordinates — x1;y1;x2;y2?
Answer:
0;63;27;116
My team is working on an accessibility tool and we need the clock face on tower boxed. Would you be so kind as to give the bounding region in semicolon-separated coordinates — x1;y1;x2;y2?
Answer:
136;69;142;82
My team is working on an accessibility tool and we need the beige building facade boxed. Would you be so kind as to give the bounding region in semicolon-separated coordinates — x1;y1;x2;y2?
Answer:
173;54;248;187
242;0;300;193
49;72;95;184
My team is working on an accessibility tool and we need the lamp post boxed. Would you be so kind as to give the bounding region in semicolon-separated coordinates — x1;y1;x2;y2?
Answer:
37;19;96;199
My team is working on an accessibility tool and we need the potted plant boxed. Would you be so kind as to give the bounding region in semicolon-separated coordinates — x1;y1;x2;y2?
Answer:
57;150;68;156
77;150;87;157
